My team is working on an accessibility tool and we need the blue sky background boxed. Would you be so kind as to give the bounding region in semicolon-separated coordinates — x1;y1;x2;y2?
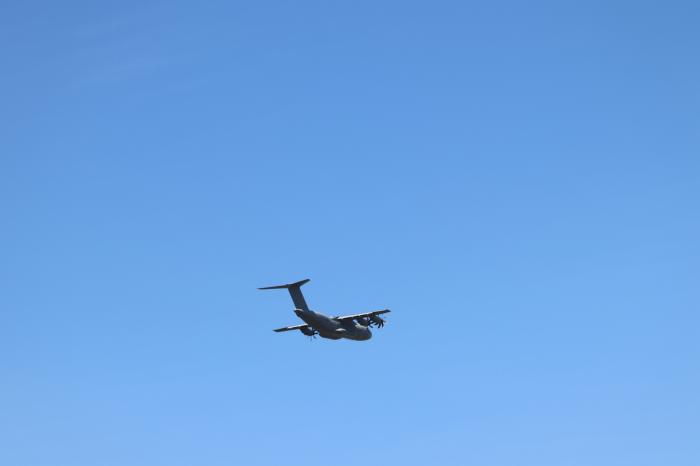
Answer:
2;1;699;465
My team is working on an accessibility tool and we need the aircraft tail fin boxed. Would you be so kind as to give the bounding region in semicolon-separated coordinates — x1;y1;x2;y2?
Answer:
258;279;311;310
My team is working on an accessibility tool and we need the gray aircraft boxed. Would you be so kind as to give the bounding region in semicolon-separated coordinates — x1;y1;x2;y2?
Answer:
259;279;390;341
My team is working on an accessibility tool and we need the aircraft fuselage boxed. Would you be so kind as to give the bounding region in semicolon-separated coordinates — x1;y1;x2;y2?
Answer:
295;309;372;341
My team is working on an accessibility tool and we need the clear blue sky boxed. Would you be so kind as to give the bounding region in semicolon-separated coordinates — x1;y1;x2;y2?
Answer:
2;1;698;465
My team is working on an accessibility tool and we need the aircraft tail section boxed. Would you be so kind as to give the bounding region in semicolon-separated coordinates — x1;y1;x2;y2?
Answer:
258;279;311;310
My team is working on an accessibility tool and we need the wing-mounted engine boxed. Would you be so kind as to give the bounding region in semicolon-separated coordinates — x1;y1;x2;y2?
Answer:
337;309;390;328
355;317;371;327
368;315;385;328
299;326;318;338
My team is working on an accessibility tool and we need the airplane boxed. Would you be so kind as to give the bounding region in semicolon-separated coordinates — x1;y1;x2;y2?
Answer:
258;278;390;341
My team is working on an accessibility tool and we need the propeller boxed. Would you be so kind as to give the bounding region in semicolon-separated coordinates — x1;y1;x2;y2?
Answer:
369;315;385;328
300;326;318;339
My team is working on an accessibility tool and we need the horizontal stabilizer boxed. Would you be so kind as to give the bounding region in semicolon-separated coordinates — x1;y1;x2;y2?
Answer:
258;279;310;290
258;278;311;310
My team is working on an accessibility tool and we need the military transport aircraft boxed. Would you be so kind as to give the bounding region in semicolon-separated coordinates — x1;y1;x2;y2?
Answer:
259;279;390;341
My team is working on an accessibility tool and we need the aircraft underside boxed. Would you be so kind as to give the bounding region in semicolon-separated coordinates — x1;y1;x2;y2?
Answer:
259;279;390;342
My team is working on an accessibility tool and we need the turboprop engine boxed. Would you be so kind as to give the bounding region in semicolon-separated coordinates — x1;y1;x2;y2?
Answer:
355;317;371;327
299;327;318;337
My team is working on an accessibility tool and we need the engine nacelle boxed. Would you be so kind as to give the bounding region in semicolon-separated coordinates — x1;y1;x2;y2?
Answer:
356;317;371;327
300;327;317;336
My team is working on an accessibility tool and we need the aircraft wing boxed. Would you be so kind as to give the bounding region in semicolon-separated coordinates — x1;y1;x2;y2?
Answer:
273;324;311;333
334;309;391;321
